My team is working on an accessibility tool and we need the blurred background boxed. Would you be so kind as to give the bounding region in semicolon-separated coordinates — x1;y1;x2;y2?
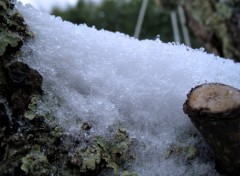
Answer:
18;0;240;62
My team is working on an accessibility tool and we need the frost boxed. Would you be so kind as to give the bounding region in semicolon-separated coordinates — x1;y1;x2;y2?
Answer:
16;2;240;176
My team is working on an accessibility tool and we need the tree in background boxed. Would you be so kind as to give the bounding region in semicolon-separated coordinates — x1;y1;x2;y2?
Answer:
156;0;240;62
52;0;174;42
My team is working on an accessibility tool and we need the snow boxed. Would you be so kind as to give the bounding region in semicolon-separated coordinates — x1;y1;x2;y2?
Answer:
16;2;240;176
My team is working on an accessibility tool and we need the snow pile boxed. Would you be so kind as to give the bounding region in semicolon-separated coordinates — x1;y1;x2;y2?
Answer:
17;3;240;176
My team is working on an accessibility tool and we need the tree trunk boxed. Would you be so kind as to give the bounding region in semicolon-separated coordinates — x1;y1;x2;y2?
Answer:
183;1;240;62
156;0;240;62
183;83;240;175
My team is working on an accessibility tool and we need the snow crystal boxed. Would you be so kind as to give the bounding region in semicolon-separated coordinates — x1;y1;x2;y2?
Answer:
16;2;240;176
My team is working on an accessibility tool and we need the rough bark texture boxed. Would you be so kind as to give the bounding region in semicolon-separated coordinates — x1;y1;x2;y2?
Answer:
157;0;240;62
183;83;240;175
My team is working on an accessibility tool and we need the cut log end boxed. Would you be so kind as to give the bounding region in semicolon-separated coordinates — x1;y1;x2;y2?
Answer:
184;83;240;175
187;83;240;114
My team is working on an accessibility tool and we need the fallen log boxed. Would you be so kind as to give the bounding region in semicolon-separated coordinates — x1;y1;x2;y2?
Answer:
183;83;240;175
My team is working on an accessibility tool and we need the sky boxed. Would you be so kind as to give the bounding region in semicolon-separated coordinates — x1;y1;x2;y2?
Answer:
18;0;101;12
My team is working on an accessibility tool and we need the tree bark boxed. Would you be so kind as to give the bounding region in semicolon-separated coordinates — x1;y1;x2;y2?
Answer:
183;83;240;175
183;1;240;62
156;0;240;62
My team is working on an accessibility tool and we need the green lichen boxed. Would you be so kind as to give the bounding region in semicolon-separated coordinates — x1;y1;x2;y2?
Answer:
185;145;198;160
215;2;232;19
49;126;64;138
165;144;198;160
0;1;8;10
24;94;40;120
24;110;36;120
21;145;51;176
122;171;138;176
0;0;33;57
70;128;132;175
0;30;21;56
